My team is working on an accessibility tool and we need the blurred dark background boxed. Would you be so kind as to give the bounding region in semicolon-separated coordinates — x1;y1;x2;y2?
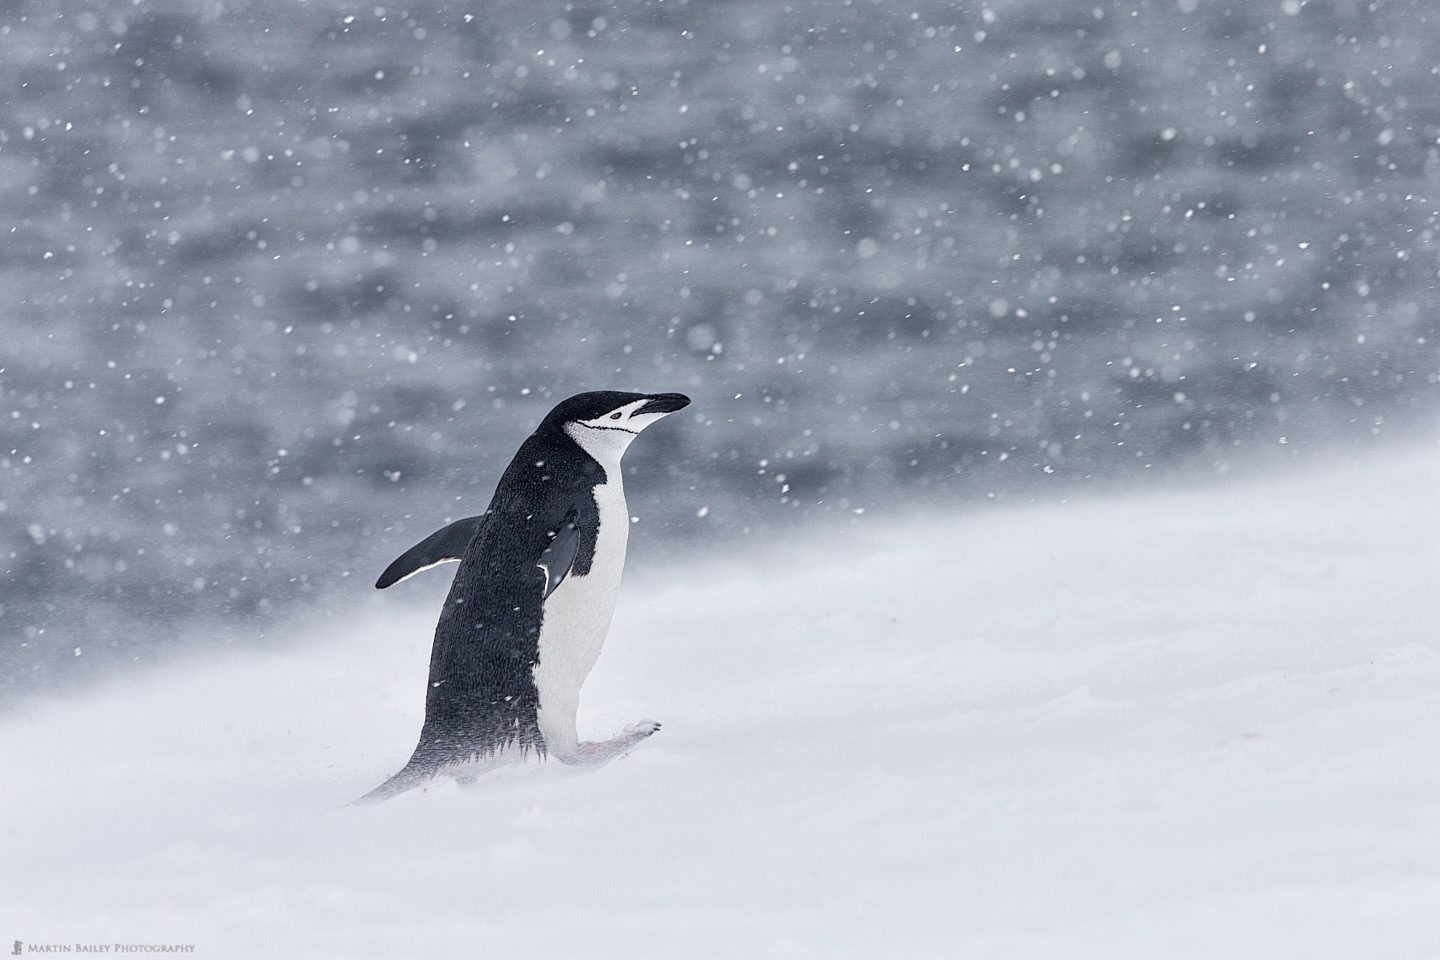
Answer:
3;0;1437;701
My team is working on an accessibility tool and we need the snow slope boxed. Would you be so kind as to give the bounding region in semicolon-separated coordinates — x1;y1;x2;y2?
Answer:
3;445;1439;959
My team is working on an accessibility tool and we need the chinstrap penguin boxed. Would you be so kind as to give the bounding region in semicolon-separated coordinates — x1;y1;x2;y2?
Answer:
358;390;690;802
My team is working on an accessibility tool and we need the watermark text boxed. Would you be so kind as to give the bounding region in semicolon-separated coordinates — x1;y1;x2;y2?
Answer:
11;944;197;955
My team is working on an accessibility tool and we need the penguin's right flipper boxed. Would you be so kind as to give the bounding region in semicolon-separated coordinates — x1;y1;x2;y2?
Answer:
375;515;487;589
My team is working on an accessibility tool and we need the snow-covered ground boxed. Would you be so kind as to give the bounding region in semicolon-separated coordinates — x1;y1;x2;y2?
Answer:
4;444;1439;959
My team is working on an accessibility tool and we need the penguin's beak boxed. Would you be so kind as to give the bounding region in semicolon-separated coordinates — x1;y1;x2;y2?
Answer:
637;393;691;416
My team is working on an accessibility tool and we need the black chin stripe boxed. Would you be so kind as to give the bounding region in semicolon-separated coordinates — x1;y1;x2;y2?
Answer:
574;422;639;435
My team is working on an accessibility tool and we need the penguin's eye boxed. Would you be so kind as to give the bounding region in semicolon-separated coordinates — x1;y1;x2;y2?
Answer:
609;412;623;420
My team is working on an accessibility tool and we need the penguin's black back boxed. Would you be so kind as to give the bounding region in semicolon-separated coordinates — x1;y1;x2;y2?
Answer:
401;428;604;774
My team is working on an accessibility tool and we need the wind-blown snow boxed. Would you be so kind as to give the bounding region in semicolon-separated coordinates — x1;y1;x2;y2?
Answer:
6;0;1440;694
3;446;1439;959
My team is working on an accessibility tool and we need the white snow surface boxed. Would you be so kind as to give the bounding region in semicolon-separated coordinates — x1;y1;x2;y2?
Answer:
4;446;1440;959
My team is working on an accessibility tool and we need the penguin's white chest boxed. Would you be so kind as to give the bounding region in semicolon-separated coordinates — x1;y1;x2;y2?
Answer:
532;479;629;754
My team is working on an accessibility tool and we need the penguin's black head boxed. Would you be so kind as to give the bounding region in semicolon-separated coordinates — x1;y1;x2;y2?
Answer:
538;391;690;459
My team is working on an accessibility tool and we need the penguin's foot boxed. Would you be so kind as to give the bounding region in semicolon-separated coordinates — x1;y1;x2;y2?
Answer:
557;720;661;766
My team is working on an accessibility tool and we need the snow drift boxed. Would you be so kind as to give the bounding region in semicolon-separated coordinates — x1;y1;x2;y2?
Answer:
3;444;1439;959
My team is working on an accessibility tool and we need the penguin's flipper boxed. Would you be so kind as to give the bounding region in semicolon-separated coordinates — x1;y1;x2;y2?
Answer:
537;508;581;599
375;515;487;589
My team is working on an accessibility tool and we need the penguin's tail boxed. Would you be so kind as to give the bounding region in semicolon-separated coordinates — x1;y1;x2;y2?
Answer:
353;757;438;805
